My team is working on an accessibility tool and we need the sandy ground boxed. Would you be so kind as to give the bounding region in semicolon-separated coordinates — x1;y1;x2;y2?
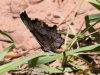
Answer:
0;0;100;75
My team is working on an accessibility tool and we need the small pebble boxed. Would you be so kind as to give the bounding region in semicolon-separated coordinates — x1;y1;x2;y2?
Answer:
20;45;27;51
12;14;20;19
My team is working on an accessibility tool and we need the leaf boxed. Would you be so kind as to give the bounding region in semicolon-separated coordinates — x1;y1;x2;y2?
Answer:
85;13;100;23
28;57;39;68
0;44;99;74
85;14;100;43
35;64;79;73
0;44;15;61
0;53;47;74
37;44;100;65
0;30;14;43
88;0;100;10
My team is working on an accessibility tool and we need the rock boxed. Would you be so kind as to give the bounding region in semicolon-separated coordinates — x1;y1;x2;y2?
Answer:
20;45;27;51
31;69;45;75
12;14;20;19
29;0;43;4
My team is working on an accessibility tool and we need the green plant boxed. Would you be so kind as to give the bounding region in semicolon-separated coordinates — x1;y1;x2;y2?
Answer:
0;30;15;60
0;0;100;74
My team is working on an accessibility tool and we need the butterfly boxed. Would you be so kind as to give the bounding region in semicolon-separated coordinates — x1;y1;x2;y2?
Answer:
20;11;64;52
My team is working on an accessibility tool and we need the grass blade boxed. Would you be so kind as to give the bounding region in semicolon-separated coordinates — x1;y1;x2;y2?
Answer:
0;53;47;74
88;0;100;10
0;30;14;43
35;64;78;73
37;44;100;65
0;44;15;61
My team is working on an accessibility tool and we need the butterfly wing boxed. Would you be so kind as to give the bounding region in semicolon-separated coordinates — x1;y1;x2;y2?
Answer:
20;11;64;52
